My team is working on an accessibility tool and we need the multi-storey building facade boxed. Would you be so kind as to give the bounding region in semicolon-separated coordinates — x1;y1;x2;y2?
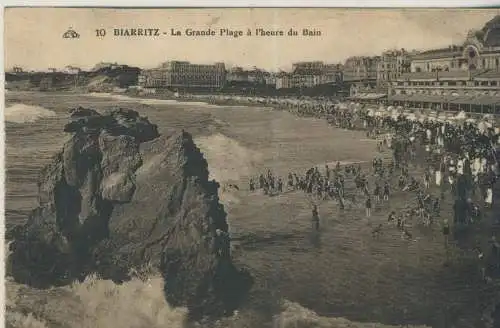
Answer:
388;70;500;113
63;66;81;74
226;67;249;83
275;73;293;89
138;69;166;88
139;61;226;89
92;62;122;71
264;73;277;87
292;74;322;88
226;66;267;84
377;49;413;87
321;63;343;84
343;56;380;82
410;16;500;73
291;61;325;72
410;46;467;73
388;15;500;113
275;61;342;90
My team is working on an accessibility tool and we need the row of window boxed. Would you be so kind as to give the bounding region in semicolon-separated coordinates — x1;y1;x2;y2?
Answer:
394;80;499;87
415;57;500;71
392;89;499;97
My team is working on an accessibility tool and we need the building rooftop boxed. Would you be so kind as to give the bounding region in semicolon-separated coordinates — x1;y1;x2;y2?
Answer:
398;70;473;81
474;69;500;79
484;27;500;47
436;71;471;79
412;47;463;60
293;68;323;75
399;72;439;80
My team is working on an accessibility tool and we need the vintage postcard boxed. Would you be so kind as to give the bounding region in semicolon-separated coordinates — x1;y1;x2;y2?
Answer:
4;7;500;328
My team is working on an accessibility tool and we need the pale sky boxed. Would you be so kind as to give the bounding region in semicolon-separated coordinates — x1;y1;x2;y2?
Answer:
4;8;500;71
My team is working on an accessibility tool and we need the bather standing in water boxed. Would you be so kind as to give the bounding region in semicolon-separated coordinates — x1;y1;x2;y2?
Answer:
311;205;320;231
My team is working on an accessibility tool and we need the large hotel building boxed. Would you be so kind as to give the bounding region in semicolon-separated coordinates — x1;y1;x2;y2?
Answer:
275;61;342;90
388;15;500;114
138;61;226;89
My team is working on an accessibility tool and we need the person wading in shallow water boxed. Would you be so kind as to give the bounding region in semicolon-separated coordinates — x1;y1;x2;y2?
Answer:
365;197;372;218
442;219;450;263
311;205;320;231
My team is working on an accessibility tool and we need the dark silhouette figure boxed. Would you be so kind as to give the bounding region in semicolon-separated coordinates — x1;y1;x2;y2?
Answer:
214;229;231;259
312;205;320;231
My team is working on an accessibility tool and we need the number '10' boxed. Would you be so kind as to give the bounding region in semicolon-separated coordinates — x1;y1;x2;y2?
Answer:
96;29;106;37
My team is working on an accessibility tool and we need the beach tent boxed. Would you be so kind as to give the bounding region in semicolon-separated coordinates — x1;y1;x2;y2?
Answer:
455;111;467;120
406;113;417;121
478;121;488;133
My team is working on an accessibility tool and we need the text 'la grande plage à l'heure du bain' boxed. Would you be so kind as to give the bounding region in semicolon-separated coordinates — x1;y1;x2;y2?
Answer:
96;27;322;38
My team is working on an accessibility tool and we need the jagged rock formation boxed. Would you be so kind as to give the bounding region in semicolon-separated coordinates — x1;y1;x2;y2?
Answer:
7;106;252;320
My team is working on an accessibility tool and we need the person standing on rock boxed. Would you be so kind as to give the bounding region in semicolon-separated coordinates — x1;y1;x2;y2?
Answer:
214;229;231;259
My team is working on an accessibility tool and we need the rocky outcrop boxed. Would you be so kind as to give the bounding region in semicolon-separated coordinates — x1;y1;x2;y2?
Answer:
7;106;252;320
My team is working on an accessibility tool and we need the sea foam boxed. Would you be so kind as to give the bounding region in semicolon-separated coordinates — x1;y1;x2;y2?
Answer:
5;104;57;124
195;133;263;183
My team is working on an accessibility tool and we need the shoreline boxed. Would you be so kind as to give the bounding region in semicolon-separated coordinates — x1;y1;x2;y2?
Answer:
110;90;500;124
4;89;500;328
7;89;498;123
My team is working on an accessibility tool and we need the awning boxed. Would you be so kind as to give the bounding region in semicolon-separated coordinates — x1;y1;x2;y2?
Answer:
389;94;451;103
349;93;387;100
448;96;500;106
389;94;500;106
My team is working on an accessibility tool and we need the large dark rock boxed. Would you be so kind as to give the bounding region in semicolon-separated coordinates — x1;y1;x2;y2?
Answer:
7;107;252;320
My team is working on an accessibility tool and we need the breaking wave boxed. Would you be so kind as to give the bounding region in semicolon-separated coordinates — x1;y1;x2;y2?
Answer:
6;274;187;328
195;133;263;183
195;133;263;206
5;104;57;123
87;92;220;108
6;274;430;328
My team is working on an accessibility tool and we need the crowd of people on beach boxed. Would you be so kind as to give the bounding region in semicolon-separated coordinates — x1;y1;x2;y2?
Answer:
243;100;500;280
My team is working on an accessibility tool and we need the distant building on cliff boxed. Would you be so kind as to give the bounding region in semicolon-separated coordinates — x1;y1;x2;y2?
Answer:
39;77;53;91
63;65;82;74
92;62;122;71
139;61;226;89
